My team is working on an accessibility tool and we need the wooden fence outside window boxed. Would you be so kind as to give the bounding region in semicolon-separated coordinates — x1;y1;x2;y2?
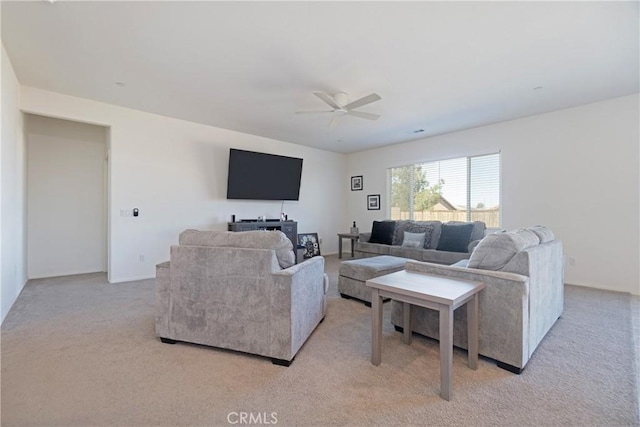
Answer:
390;207;500;228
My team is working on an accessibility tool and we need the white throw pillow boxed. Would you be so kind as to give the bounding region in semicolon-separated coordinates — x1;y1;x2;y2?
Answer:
401;231;426;248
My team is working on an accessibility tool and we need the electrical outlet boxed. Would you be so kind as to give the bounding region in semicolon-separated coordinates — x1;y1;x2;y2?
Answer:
319;238;323;244
568;257;576;266
139;254;145;262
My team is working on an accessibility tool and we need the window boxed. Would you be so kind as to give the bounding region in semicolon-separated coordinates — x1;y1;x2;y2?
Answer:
388;153;501;227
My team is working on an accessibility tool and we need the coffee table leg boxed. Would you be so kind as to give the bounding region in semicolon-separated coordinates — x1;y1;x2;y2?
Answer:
467;293;479;370
402;302;412;345
371;288;383;366
350;238;355;257
439;305;453;401
338;237;343;259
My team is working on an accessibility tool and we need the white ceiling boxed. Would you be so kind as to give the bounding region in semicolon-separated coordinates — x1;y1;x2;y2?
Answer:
2;1;638;154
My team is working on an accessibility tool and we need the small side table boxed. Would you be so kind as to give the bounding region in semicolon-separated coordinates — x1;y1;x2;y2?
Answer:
366;270;485;401
337;233;359;259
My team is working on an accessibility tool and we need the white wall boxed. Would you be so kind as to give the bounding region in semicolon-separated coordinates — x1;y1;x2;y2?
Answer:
12;79;637;300
26;114;107;278
20;86;347;283
1;44;27;323
347;94;640;295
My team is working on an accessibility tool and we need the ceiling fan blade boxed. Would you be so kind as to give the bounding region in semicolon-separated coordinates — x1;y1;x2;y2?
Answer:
329;116;340;129
313;92;341;109
295;110;334;115
343;93;381;110
348;110;380;121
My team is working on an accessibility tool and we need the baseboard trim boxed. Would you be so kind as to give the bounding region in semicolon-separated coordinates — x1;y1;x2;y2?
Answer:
564;282;637;296
108;274;155;284
28;270;105;280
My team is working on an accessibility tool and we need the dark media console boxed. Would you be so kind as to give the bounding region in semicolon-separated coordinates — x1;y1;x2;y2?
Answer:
228;220;298;260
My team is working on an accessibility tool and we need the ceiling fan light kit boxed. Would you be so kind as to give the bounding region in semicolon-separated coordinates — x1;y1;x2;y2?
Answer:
296;91;382;127
331;92;349;107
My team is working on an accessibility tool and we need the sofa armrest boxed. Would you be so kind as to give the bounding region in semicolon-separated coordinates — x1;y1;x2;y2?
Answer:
155;261;171;338
358;232;371;243
273;255;325;277
271;256;326;297
405;260;527;286
405;260;529;326
405;259;531;367
271;256;326;359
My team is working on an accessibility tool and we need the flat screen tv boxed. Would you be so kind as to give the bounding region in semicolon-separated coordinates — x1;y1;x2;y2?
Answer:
226;149;303;200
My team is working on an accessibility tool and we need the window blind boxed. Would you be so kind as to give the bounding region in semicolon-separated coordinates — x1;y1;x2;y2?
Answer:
388;153;501;227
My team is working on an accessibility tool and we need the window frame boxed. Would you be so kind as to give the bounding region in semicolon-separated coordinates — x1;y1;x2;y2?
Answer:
386;152;502;227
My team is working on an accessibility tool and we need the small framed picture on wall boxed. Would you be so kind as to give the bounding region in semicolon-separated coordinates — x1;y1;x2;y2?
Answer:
351;175;363;191
367;194;380;210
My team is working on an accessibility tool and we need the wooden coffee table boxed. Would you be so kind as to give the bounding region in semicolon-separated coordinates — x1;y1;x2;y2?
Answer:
366;270;485;401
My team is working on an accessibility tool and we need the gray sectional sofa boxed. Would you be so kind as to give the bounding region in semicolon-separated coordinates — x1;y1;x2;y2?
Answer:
355;220;486;264
390;225;564;373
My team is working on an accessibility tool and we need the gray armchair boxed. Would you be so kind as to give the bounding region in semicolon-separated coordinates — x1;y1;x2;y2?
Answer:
155;230;328;366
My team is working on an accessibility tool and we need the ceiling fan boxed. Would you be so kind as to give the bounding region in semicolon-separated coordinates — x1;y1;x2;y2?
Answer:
296;92;382;128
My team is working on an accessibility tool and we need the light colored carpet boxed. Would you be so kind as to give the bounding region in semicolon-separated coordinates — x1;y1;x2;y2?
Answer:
1;254;638;426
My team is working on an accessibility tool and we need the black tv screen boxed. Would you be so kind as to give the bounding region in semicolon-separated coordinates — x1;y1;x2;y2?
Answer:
226;149;303;200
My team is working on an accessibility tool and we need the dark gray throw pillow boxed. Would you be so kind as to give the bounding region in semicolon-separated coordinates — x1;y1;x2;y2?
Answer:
369;221;396;245
436;223;474;253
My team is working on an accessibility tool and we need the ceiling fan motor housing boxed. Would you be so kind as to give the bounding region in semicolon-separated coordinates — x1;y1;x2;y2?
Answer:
333;92;349;107
294;91;381;126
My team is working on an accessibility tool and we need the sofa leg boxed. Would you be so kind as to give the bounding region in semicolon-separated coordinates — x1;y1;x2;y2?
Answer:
394;325;404;333
497;361;524;374
160;337;177;344
271;358;293;367
319;316;325;323
340;293;352;300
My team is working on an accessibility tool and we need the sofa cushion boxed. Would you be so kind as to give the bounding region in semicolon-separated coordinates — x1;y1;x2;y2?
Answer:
451;259;470;268
421;221;443;249
339;255;408;282
401;231;426;248
529;225;555;243
392;220;412;245
369;221;395;245
421;249;471;265
468;239;481;253
355;241;391;255
395;220;440;248
436;223;474;253
413;223;435;248
178;229;295;269
447;221;486;242
390;220;433;245
389;245;426;260
468;228;540;271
